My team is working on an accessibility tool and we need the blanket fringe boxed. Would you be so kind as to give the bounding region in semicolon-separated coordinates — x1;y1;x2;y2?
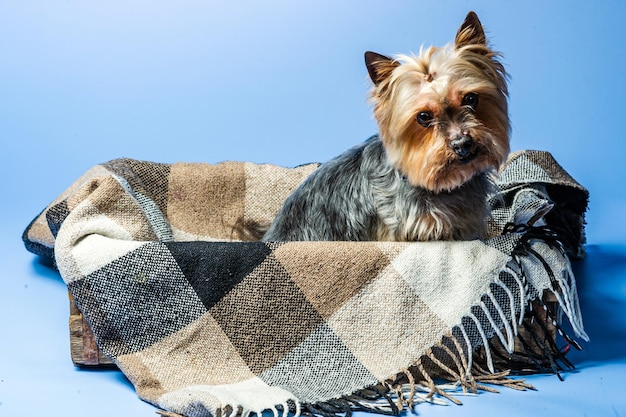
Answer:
300;225;587;417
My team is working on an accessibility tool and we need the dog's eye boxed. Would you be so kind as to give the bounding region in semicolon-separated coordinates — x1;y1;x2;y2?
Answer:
416;111;434;127
462;92;479;109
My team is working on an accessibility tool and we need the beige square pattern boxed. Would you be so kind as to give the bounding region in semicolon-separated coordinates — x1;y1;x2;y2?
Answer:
243;162;318;231
326;263;448;380
118;312;255;394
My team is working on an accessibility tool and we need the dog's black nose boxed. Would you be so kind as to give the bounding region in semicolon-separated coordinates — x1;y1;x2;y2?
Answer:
450;135;475;160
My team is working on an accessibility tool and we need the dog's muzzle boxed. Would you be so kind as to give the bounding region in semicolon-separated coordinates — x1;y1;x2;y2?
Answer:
450;135;477;162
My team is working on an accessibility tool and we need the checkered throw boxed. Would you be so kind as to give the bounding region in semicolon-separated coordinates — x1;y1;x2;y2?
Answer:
23;150;589;417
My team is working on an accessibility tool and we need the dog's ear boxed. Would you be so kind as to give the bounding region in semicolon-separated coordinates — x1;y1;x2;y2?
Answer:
455;11;487;48
365;51;398;85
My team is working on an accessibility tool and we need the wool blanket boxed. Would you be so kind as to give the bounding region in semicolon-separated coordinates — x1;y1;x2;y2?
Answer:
23;150;589;417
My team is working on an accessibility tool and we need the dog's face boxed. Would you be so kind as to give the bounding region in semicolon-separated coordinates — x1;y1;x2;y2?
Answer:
366;12;510;193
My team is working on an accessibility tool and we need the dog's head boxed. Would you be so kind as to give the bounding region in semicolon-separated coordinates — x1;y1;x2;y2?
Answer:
365;12;509;193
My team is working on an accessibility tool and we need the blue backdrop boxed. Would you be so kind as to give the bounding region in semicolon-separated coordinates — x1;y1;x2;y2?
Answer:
1;1;625;416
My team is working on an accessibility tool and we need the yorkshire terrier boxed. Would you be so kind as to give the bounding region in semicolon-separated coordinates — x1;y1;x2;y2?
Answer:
263;11;509;242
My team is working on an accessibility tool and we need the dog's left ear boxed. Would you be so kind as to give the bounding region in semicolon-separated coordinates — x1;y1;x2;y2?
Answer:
365;51;399;85
455;11;487;48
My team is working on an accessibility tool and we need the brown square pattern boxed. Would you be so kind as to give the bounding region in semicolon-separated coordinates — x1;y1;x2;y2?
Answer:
273;242;390;319
209;254;325;375
167;162;246;240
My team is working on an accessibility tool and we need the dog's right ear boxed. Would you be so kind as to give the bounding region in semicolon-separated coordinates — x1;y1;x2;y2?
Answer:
365;51;398;85
455;11;487;49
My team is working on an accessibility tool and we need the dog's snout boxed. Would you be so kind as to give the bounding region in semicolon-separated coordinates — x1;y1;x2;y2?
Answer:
450;135;475;160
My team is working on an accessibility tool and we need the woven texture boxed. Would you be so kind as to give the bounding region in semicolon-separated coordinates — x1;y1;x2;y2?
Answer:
23;150;589;417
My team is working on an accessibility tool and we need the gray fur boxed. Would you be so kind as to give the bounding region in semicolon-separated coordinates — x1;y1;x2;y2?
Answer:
262;135;492;242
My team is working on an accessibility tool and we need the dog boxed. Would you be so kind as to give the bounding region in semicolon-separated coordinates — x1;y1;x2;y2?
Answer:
263;11;509;242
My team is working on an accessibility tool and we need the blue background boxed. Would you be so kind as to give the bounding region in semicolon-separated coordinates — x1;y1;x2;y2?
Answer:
1;1;625;416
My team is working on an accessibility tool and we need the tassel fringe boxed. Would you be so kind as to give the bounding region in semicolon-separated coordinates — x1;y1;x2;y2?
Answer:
300;225;587;417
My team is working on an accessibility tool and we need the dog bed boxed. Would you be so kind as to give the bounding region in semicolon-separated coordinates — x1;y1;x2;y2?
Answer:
23;150;588;417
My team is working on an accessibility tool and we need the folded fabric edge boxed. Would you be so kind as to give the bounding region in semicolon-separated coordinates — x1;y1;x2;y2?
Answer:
22;207;55;261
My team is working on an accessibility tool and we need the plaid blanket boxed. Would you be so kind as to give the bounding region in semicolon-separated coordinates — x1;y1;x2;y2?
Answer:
23;150;589;417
